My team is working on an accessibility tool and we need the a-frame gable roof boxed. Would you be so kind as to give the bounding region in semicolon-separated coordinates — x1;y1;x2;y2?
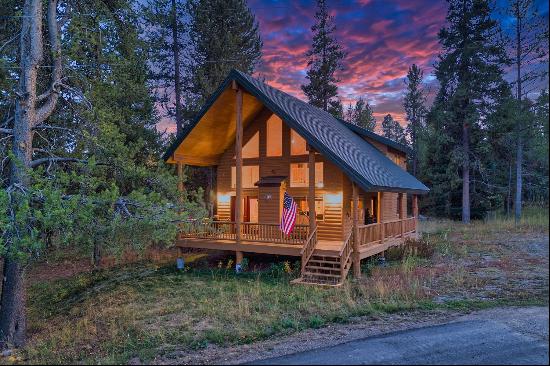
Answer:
163;70;429;194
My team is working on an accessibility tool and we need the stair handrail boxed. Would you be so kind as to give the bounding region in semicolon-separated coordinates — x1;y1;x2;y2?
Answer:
300;226;318;273
339;230;354;282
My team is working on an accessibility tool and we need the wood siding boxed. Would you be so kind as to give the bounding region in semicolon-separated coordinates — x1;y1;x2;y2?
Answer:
216;109;344;240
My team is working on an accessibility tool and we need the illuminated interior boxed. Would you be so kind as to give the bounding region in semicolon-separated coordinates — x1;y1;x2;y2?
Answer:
290;162;324;187
290;129;307;155
266;114;283;157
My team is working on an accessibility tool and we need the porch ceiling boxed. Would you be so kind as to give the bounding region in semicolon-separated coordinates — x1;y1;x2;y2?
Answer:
167;86;264;166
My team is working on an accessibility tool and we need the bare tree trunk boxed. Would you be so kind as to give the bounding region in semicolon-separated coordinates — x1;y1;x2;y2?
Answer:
93;243;102;267
0;260;27;348
462;120;470;224
515;136;523;223
412;117;418;176
171;0;183;135
507;161;512;216
0;0;61;348
514;5;523;225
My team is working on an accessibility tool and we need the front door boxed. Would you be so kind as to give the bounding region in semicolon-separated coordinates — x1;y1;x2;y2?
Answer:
230;196;258;223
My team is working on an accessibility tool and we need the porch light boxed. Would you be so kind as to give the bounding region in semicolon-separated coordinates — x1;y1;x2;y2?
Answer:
324;192;342;204
218;193;231;203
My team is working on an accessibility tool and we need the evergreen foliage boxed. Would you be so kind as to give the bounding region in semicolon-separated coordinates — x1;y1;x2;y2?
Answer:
186;0;263;113
140;0;187;134
301;0;346;115
381;114;407;145
403;64;426;176
345;97;376;131
420;0;510;221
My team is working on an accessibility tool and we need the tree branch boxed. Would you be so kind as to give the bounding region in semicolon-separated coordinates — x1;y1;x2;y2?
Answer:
0;128;13;134
30;157;86;168
35;0;62;126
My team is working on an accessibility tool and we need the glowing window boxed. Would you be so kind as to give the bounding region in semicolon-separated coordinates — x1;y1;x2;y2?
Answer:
266;115;282;156
242;132;259;158
290;129;307;155
231;165;259;188
295;197;324;221
290;162;323;187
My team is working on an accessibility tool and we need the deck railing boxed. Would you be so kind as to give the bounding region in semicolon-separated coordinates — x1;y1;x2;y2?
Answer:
357;216;417;247
179;220;309;245
356;222;380;246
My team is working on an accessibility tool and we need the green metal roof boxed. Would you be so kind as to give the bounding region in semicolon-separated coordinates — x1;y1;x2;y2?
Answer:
163;70;429;194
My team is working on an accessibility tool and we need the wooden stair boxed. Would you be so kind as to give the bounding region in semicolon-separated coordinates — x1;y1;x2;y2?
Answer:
292;255;346;286
292;231;354;287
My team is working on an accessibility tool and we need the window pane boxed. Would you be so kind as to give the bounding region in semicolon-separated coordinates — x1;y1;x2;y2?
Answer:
290;129;307;155
315;162;323;188
290;162;323;187
242;132;259;158
290;163;307;187
315;198;324;221
231;166;259;188
266;115;282;156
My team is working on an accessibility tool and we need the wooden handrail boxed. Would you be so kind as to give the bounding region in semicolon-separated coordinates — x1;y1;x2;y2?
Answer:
339;230;353;282
300;226;318;273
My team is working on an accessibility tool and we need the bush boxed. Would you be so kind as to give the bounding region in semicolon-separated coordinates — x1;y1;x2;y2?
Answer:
385;238;435;262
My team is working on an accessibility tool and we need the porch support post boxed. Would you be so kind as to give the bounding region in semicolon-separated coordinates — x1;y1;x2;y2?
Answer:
307;145;316;234
378;192;385;244
352;182;361;278
399;193;404;238
413;194;419;232
177;162;185;194
234;82;243;264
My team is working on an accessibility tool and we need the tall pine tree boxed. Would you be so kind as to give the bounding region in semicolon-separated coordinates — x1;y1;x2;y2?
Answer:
432;0;509;223
141;0;187;135
403;64;426;176
301;0;345;116
186;0;262;112
506;0;549;223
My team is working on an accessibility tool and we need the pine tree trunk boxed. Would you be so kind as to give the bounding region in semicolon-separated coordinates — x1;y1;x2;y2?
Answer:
1;0;61;348
0;0;41;348
507;161;512;216
515;135;523;223
93;243;102;267
412;118;418;176
462;121;470;224
171;0;183;135
0;260;27;348
514;0;523;224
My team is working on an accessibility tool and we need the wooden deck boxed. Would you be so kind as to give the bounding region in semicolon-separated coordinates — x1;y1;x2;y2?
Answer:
175;237;344;256
176;217;418;286
175;232;418;259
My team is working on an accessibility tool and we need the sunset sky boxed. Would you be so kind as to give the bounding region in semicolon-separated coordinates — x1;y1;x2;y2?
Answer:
158;0;548;133
249;0;447;126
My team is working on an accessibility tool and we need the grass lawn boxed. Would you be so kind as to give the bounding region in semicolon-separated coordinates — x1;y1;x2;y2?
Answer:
17;207;550;363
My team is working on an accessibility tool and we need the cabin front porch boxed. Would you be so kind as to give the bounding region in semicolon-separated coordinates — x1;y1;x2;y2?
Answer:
175;215;419;286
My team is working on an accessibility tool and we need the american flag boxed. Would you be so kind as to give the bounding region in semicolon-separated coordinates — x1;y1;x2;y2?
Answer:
280;192;297;235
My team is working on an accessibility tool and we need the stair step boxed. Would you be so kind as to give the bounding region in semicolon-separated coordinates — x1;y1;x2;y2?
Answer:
308;260;341;266
305;265;342;272
311;256;339;262
302;271;341;279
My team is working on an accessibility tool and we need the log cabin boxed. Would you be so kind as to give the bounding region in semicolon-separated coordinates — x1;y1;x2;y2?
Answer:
163;70;429;286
